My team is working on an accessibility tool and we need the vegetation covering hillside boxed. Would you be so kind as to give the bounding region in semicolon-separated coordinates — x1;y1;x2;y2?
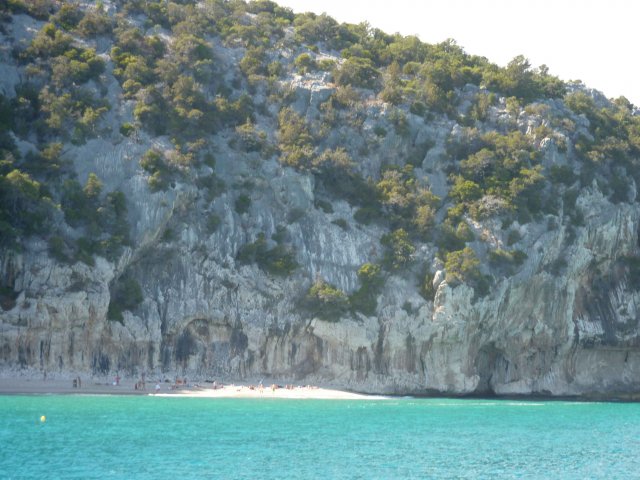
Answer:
1;0;640;321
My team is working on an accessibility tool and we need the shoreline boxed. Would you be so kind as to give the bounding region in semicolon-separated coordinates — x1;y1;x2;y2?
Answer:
0;376;389;400
1;373;639;402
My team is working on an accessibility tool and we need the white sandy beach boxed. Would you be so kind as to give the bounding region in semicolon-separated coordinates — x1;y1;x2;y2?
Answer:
155;383;388;400
0;374;387;400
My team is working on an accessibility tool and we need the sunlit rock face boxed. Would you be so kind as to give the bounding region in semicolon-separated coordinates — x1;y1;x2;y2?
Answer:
2;7;640;398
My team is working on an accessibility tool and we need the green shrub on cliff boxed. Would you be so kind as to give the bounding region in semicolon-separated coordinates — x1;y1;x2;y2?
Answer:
294;53;316;74
0;168;53;245
277;107;315;169
140;149;173;192
445;247;489;296
488;248;527;277
304;279;349;321
350;263;384;316
333;57;379;90
235;194;252;214
237;233;298;276
107;274;144;323
381;228;415;271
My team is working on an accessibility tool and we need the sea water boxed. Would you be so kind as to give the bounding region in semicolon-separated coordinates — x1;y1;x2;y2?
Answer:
1;396;639;479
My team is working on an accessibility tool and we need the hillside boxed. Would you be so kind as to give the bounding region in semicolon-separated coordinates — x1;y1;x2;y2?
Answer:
1;0;640;396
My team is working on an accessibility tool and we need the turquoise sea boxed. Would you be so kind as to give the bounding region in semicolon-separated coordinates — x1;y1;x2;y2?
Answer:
1;395;639;479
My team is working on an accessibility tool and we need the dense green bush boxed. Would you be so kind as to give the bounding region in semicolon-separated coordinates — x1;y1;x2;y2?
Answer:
140;149;172;192
0;80;130;253
448;129;547;222
349;263;384;315
488;248;527;276
53;4;83;31
314;199;333;213
445;247;489;296
76;7;113;37
311;149;382;213
2;0;53;19
59;174;129;263
420;267;436;301
381;228;415;271
237;232;298;276
376;165;440;236
609;173;630;204
333;57;379;90
352;206;378;225
482;56;565;103
331;218;348;230
239;46;267;77
38;85;108;142
24;23;73;59
133;87;169;135
119;123;135;137
388;109;410;136
215;93;255;128
107;274;144;323
16;17;111;141
564;91;640;190
61;175;98;227
294;53;316;74
48;235;69;262
549;165;576;186
277;107;314;169
293;12;341;48
195;173;226;201
234;120;267;153
506;229;521;246
0;168;53;245
235;194;252;214
304;278;348;321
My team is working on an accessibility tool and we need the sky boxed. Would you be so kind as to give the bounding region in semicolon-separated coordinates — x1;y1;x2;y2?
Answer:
276;0;640;106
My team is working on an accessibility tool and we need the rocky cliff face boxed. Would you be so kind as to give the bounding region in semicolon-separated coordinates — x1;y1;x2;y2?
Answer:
2;3;640;397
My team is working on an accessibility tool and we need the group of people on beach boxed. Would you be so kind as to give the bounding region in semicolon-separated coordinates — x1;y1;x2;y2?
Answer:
54;372;323;395
60;370;325;394
150;376;199;393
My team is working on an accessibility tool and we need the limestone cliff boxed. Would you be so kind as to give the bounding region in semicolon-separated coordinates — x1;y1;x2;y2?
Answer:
1;1;640;397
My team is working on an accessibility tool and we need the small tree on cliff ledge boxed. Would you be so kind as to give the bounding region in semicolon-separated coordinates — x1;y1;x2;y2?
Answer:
304;278;348;321
381;228;415;271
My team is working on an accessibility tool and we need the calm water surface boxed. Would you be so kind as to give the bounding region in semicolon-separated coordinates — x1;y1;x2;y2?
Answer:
1;395;639;479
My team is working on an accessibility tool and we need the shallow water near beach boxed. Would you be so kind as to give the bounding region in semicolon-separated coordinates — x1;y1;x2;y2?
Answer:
1;395;639;479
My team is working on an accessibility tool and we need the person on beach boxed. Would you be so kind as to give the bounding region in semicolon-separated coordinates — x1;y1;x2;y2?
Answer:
155;383;161;393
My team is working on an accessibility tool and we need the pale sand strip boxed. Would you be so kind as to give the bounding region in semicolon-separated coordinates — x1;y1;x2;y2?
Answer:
155;384;389;400
0;377;389;400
